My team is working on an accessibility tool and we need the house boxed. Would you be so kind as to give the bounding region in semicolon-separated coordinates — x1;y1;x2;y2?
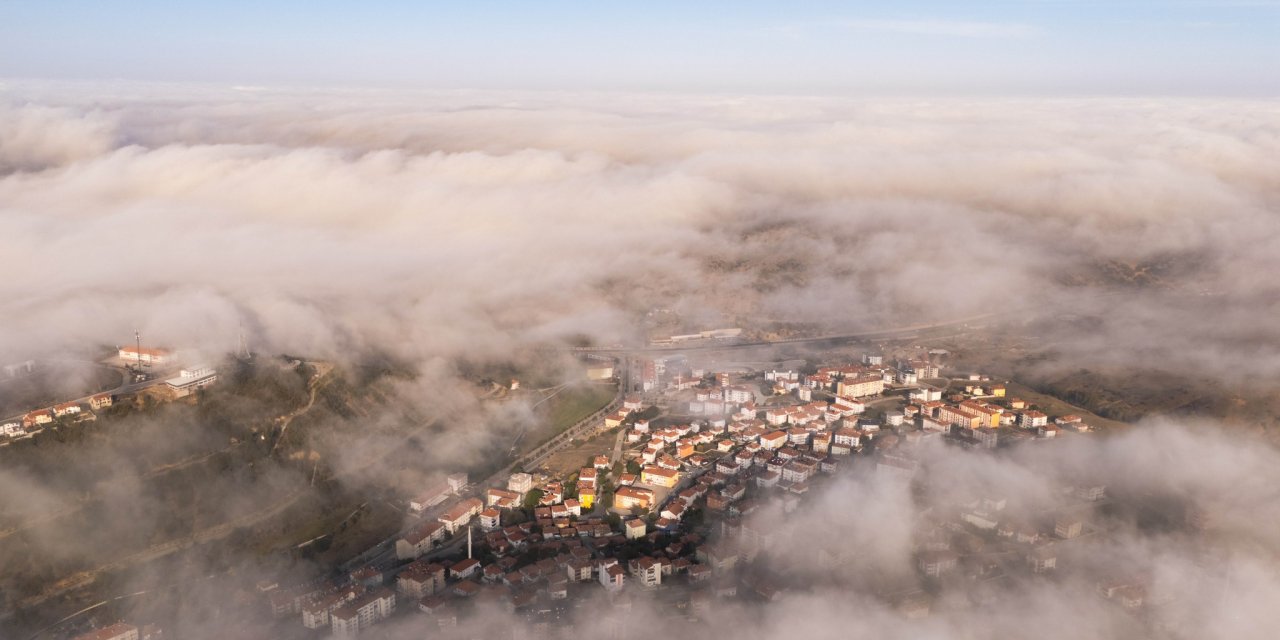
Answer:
450;558;481;580
446;473;468;491
330;588;395;639
625;518;647;540
918;551;958;577
578;487;596;510
438;498;484;534
53;402;82;417
614;486;655;511
761;430;787;450
72;623;139;640
89;393;113;410
660;502;686;521
485;488;521;509
22;409;53;428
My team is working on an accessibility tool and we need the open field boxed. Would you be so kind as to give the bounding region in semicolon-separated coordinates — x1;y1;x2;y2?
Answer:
540;427;620;479
521;383;617;451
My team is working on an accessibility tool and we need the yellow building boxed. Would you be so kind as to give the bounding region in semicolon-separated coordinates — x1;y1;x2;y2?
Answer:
641;466;679;488
578;487;595;510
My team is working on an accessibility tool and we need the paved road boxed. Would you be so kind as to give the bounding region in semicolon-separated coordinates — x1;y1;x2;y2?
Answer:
566;313;1001;355
1;359;171;426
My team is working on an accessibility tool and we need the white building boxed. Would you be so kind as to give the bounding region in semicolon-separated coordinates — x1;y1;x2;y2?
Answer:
508;473;533;496
165;366;217;398
119;346;170;365
331;588;395;638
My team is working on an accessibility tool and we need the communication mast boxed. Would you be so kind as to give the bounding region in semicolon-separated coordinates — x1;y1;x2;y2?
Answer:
134;329;149;370
237;321;253;361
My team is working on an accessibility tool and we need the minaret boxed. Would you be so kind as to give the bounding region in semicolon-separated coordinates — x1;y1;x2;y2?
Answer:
467;525;473;560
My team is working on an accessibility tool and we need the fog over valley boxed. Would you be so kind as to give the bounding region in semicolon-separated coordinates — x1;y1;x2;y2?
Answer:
2;82;1280;640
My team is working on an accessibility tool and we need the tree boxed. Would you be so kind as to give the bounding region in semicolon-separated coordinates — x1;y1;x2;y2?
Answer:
522;488;545;510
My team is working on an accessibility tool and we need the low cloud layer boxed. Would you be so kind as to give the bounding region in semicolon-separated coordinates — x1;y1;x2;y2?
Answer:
3;82;1280;638
1;83;1279;384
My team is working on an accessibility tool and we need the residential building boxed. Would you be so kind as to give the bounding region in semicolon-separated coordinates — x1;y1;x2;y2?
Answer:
450;558;481;580
1055;515;1083;539
641;465;679;488
614;486;655;511
478;508;501;530
395;521;445;560
331;588;395;638
625;518;646;540
72;623;139;640
53;402;82;417
397;562;445;600
599;563;625;592
507;473;533;496
837;374;884;399
1020;410;1048;430
410;481;453;512
438;498;483;534
629;556;662;588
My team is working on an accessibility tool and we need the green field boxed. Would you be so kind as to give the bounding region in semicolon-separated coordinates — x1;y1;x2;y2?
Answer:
534;383;617;445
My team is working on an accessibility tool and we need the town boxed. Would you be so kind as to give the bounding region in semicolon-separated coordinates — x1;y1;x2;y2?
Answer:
221;346;1142;639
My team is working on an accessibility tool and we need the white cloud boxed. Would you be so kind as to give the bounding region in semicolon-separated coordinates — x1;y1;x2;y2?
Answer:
840;18;1042;38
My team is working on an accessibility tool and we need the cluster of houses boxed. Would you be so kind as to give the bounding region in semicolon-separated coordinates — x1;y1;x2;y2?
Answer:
266;349;1121;636
1;393;113;443
275;460;723;636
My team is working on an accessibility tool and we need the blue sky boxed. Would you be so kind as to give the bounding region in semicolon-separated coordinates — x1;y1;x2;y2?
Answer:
1;1;1277;94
